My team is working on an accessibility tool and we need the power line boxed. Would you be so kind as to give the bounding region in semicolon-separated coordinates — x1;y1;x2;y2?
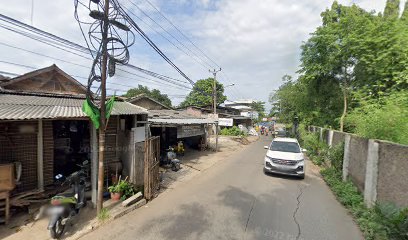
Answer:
113;0;195;86
0;13;192;86
143;0;221;69
124;0;213;70
0;59;191;93
140;0;246;100
0;41;192;90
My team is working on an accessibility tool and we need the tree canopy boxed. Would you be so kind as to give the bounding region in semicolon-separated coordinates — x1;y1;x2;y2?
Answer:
270;0;408;144
179;78;227;108
250;101;266;120
123;85;172;107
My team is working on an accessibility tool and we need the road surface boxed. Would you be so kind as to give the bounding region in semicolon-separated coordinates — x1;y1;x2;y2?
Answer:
82;136;363;240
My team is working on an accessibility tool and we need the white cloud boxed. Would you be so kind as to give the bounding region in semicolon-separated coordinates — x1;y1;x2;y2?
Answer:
0;0;397;107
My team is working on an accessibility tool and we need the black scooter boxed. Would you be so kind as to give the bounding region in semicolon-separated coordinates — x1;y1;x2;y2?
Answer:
160;148;181;171
47;161;89;239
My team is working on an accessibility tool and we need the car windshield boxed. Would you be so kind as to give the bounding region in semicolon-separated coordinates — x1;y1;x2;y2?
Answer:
270;141;300;153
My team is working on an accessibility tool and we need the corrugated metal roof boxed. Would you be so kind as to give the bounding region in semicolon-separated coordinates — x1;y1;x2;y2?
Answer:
0;93;147;120
148;109;214;125
150;118;214;125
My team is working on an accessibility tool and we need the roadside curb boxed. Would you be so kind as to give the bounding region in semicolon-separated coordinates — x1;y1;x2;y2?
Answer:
113;199;147;219
71;199;147;240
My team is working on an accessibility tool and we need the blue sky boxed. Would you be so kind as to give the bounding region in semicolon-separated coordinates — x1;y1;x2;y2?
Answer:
0;0;395;108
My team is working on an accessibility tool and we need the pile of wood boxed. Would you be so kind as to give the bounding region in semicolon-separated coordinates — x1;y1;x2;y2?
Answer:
0;190;48;208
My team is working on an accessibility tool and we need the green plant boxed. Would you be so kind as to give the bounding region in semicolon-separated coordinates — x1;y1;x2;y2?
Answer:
108;178;135;200
98;208;110;222
220;126;247;136
299;128;329;166
321;160;408;240
321;167;389;240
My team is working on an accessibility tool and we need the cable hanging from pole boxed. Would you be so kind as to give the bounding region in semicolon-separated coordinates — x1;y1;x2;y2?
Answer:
74;0;135;107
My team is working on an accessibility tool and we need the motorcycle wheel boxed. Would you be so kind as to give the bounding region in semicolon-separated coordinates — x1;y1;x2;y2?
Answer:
50;217;65;239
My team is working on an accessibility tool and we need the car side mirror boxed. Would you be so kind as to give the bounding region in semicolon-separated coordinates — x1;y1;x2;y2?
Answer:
302;148;307;152
264;146;269;149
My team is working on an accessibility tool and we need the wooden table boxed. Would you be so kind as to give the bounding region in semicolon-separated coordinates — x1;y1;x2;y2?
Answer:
0;191;10;225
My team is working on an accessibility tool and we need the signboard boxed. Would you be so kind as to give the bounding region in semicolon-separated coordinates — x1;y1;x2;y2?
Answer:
177;125;205;138
218;118;233;127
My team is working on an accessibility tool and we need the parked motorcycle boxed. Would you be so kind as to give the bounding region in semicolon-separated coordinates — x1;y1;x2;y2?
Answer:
47;161;89;239
165;147;181;171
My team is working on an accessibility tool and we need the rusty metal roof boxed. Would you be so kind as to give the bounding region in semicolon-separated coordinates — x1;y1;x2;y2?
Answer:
0;93;147;120
148;110;215;125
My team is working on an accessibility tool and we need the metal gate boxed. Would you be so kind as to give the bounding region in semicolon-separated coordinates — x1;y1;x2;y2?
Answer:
144;136;160;200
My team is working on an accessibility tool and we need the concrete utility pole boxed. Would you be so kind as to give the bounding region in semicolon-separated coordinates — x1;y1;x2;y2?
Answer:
209;68;221;152
97;0;110;214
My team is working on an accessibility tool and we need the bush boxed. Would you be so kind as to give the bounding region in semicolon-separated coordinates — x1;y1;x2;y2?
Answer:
321;167;389;240
346;91;408;145
299;128;328;166
220;126;247;136
321;155;408;240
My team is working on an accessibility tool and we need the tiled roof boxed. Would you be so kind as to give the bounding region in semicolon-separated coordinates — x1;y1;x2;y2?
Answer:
0;93;147;120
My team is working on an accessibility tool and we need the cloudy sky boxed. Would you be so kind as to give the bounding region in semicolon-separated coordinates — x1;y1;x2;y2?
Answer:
0;0;399;108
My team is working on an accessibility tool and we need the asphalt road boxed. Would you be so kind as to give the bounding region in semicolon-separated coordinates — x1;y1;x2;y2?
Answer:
83;136;363;240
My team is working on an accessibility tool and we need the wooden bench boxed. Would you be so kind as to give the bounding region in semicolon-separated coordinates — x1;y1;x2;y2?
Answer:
0;191;10;225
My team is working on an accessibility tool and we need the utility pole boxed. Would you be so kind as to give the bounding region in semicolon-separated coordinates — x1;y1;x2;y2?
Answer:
209;68;221;152
97;0;110;214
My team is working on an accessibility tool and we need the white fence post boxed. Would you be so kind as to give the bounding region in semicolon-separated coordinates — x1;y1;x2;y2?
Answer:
364;139;379;208
342;134;351;181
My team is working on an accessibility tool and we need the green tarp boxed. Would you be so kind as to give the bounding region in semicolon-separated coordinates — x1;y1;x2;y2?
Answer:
82;96;115;129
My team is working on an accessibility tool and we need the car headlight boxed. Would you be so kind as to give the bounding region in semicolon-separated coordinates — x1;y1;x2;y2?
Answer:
265;156;273;162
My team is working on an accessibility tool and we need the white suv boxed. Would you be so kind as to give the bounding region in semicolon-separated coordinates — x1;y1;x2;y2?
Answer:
263;138;305;179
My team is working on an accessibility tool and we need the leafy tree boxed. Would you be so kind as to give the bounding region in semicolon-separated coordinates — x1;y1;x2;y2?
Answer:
123;85;172;107
384;0;400;19
179;78;226;108
270;0;408;144
250;101;265;118
401;1;408;21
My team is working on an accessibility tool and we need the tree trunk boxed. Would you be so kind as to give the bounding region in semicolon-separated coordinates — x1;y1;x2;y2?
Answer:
339;84;347;132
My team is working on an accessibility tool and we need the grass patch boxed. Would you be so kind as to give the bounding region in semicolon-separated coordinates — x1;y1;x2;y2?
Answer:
97;208;110;222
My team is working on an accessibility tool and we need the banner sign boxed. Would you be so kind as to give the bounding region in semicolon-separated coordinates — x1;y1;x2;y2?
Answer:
218;118;233;127
177;125;205;138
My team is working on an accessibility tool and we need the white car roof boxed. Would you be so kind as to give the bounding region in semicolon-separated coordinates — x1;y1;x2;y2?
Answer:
273;137;299;143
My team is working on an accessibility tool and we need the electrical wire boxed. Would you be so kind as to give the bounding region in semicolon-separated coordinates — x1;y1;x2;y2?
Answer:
0;13;192;86
112;0;195;86
123;0;213;70
142;0;221;69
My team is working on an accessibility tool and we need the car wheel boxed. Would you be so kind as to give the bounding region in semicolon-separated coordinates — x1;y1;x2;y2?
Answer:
299;174;305;180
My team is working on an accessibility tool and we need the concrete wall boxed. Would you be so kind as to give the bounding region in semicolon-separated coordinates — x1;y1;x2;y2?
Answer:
332;131;346;147
376;141;408;207
347;135;369;192
309;126;408;208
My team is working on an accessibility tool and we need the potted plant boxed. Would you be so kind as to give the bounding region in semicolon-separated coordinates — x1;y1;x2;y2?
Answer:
108;176;135;201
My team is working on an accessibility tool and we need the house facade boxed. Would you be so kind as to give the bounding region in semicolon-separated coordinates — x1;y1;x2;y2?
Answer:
0;65;148;206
